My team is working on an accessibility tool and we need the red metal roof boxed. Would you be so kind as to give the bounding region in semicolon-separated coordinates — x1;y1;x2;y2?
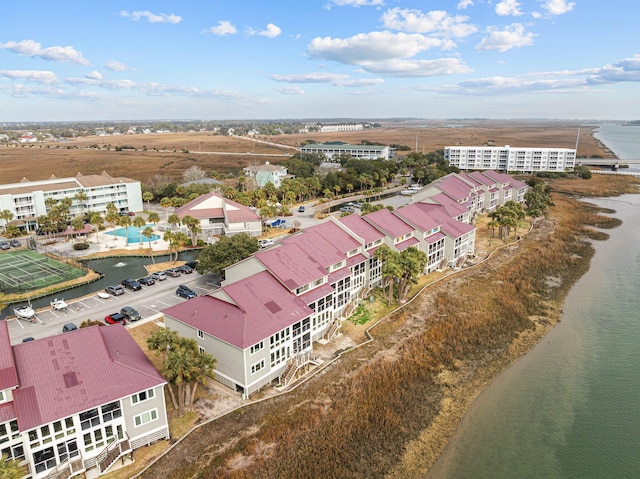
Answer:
12;325;166;432
0;402;16;423
363;209;414;239
163;271;313;349
339;214;384;244
305;220;361;255
328;267;351;284
299;283;335;304
396;237;420;251
346;253;367;268
0;321;18;391
256;243;326;290
283;230;345;269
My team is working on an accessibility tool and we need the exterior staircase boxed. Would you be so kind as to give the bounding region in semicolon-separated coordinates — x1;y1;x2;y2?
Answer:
97;434;132;475
44;456;84;479
324;320;342;342
281;352;321;387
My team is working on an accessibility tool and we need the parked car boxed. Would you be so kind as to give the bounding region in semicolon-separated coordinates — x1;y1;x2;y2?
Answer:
339;206;355;213
258;239;274;248
22;337;35;343
176;265;193;274
105;312;127;325
185;260;199;270
121;278;142;291
120;306;141;322
138;276;156;286
105;285;125;296
62;323;78;333
353;202;363;208
0;241;10;250
176;285;197;299
9;239;21;248
165;268;181;278
150;271;167;281
298;205;305;212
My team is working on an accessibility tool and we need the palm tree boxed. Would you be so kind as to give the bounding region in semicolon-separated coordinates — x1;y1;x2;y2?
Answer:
160;197;172;221
0;209;14;233
142;226;156;262
185;350;217;407
181;215;201;247
167;213;181;232
142;191;154;211
0;455;27;479
164;338;197;417
118;214;133;245
133;215;146;245
89;213;103;244
74;190;88;216
105;203;119;227
147;211;160;229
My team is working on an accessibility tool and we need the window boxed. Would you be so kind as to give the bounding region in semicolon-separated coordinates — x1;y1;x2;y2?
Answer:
251;360;265;375
0;391;5;403
102;401;122;422
199;346;206;354
250;342;264;355
197;329;204;339
131;388;155;405
134;409;158;427
34;447;56;473
79;408;100;430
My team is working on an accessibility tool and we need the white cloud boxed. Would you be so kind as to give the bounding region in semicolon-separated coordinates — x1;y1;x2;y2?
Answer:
381;8;477;38
270;72;384;87
541;0;575;16
0;39;89;65
308;31;445;64
85;71;103;81
104;60;132;72
457;0;474;9
495;0;523;16
119;10;182;24
325;0;385;8
475;24;535;52
585;55;640;84
274;86;305;95
206;20;237;36
456;75;587;95
0;70;58;84
248;23;282;38
357;58;472;77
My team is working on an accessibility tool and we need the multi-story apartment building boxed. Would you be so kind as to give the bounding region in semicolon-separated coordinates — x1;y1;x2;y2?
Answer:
0;322;169;478
299;143;395;161
164;171;526;398
0;173;143;232
444;145;576;173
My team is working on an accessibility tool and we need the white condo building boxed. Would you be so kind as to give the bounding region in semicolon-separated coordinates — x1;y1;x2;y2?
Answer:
299;143;395;161
0;173;143;232
444;145;576;173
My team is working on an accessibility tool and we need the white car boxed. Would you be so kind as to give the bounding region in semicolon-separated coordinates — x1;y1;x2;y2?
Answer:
258;239;274;248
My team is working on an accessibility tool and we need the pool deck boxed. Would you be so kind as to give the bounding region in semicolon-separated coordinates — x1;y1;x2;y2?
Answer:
41;227;172;258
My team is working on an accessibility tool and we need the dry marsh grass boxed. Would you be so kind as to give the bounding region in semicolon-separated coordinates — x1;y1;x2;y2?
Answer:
138;176;630;479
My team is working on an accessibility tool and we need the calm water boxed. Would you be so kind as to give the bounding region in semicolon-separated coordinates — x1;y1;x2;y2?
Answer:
105;224;160;243
427;124;640;479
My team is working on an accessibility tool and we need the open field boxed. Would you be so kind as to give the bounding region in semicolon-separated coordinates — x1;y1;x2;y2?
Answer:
0;120;610;184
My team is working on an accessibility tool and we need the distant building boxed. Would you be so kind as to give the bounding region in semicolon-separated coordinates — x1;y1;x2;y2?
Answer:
444;145;576;173
18;133;37;143
243;162;289;188
318;123;364;133
299;143;395;161
0;172;143;232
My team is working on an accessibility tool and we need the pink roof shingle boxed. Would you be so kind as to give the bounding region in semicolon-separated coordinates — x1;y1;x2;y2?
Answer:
283;230;345;269
305;220;361;255
12;325;166;431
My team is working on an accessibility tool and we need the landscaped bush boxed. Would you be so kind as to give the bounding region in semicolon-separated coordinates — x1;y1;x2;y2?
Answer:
72;242;90;250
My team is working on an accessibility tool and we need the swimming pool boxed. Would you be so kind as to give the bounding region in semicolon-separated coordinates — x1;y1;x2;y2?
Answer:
105;224;160;243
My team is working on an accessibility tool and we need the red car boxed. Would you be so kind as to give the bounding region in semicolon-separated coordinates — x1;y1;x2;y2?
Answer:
105;313;127;325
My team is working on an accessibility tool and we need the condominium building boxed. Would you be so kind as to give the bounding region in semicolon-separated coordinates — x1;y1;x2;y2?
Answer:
0;322;169;478
299;143;395;161
242;162;289;188
0;172;143;232
444;145;576;173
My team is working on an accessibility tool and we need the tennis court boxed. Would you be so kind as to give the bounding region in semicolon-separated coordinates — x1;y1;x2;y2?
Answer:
0;250;84;294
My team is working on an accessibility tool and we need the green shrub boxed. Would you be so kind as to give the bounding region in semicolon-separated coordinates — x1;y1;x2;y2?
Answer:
73;242;90;250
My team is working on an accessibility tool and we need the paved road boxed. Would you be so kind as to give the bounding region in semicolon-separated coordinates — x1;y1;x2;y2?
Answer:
8;272;218;345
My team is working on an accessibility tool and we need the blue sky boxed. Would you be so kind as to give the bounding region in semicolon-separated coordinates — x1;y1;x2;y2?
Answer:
1;0;639;121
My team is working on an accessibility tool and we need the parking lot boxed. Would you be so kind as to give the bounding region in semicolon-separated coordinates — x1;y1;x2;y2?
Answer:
8;272;219;344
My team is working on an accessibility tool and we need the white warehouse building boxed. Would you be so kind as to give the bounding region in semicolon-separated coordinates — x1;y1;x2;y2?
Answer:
444;145;576;173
